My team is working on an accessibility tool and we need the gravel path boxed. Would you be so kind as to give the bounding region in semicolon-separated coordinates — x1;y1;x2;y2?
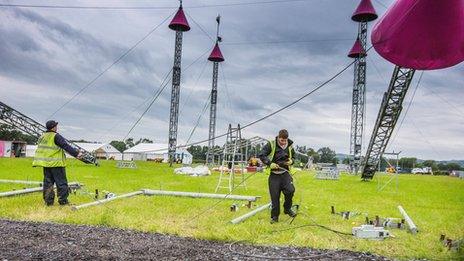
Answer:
0;219;389;260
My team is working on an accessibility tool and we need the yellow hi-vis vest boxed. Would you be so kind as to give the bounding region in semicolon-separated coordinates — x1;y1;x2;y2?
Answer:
32;132;66;167
266;140;296;174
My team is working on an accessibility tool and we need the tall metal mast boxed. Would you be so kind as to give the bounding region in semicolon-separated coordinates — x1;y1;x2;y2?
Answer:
348;0;377;174
206;15;225;165
167;1;190;165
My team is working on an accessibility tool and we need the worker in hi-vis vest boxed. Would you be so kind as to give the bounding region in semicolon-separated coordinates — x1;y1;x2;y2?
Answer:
259;129;296;223
33;120;82;206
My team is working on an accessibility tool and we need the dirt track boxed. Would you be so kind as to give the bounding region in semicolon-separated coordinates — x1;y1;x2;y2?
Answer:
0;219;389;260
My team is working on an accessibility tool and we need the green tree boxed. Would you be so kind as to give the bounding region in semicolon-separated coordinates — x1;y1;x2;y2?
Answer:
422;160;438;171
399;157;417;169
307;148;320;163
125;138;135;148
445;163;462;171
342;157;350;164
437;163;447;170
295;145;308;164
110;140;127;153
317;147;337;164
187;145;209;162
0;124;37;144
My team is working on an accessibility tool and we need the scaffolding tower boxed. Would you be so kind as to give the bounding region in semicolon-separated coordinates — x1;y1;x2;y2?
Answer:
167;2;190;165
215;124;247;193
206;15;225;165
348;0;377;174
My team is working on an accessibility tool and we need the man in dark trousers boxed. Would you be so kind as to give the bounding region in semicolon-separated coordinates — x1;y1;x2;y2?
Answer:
33;120;82;206
259;129;296;223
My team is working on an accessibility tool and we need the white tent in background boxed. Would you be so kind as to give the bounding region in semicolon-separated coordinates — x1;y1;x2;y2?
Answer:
25;143;123;160
74;143;122;160
123;143;192;165
25;145;37;157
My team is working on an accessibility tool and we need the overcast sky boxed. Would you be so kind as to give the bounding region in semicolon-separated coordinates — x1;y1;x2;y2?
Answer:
0;0;462;160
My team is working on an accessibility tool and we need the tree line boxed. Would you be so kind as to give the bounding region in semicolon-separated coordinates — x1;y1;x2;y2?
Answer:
1;123;462;172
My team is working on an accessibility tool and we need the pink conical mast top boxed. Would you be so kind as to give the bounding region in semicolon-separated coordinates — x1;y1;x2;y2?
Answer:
348;39;366;58
352;0;378;22
372;0;464;70
169;6;190;32
208;43;225;62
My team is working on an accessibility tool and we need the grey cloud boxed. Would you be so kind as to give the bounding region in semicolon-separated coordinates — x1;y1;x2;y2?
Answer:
0;1;462;160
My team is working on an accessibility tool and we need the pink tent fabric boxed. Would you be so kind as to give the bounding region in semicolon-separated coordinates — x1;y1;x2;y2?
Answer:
348;39;366;58
352;0;377;22
0;141;5;157
169;7;190;32
371;0;464;70
208;43;225;62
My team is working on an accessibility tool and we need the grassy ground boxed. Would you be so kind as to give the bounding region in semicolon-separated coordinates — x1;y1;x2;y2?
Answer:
0;158;463;260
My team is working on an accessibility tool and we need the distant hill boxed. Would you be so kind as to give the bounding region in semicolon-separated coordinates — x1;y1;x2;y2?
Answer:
336;153;349;162
437;160;464;167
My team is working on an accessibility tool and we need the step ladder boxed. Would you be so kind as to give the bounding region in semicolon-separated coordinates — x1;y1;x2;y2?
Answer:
215;124;247;193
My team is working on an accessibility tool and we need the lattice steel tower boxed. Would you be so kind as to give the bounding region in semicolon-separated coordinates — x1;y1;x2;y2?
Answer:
206;15;225;165
348;0;377;174
167;1;190;164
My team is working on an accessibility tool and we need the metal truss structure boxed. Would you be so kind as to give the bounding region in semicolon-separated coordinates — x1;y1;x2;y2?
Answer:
168;31;185;165
361;66;415;180
350;21;368;174
206;58;219;164
0;101;98;165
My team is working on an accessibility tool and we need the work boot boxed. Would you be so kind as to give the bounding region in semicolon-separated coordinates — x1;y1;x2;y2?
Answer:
284;208;297;218
58;200;70;206
270;217;279;224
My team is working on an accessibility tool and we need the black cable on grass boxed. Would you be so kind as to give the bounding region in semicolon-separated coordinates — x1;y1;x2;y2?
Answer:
272;222;352;236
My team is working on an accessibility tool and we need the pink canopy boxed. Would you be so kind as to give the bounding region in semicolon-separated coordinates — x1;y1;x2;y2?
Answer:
208;43;225;62
348;39;366;58
371;0;464;70
352;0;377;22
169;7;190;32
0;140;4;157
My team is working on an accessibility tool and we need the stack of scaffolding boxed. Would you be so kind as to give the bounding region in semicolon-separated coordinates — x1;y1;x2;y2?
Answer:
315;166;340;180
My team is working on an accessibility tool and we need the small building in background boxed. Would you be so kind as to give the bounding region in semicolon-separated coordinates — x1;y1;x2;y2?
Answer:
451;170;464;179
123;143;192;165
0;140;27;158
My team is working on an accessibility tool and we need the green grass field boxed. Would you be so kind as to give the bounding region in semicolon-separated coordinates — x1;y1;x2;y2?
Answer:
1;158;463;260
